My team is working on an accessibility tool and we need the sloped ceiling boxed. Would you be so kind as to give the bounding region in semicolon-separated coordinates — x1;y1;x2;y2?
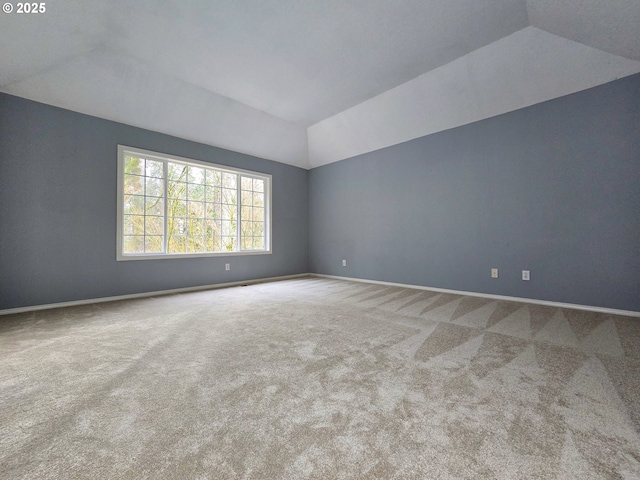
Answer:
1;0;639;169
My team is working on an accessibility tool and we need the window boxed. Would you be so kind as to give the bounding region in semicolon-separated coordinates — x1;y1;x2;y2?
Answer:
117;146;271;260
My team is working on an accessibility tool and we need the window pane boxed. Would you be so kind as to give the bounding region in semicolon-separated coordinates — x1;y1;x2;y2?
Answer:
253;178;264;193
187;236;205;253
253;192;264;207
206;235;221;252
241;221;253;237
124;174;144;195
222;236;236;252
221;204;235;223
168;180;187;200
241;236;252;250
187;183;205;202
145;160;164;178
206;170;221;187
124;195;145;215
187;201;204;218
253;222;264;237
145;197;163;216
168;217;186;235
188;166;205;184
206;202;221;219
206;186;221;204
252;207;264;222
220;220;237;236
241;205;252;220
168;199;186;217
222;188;236;205
145;236;163;253
222;172;237;188
124;215;145;235
145;216;163;235
205;219;220;236
188;218;204;234
145;177;163;197
168;235;186;253
241;176;252;190
125;156;143;175
123;235;144;253
168;163;187;181
241;191;252;206
254;237;264;250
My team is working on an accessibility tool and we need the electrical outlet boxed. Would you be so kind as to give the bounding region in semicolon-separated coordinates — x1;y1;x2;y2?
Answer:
522;270;530;281
491;268;498;278
225;263;230;271
342;259;347;267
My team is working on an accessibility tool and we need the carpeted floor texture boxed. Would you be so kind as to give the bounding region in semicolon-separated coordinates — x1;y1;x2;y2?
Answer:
1;277;639;479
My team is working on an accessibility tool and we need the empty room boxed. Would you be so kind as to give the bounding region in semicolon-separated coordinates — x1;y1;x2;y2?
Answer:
1;1;639;478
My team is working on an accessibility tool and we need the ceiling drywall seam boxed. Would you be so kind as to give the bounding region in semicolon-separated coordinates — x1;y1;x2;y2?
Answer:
306;27;640;169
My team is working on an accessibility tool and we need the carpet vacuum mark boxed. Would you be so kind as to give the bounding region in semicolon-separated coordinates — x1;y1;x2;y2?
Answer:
1;278;639;479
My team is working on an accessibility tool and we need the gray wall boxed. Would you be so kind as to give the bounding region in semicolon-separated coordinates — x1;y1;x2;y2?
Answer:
309;73;640;312
0;93;309;310
2;74;639;312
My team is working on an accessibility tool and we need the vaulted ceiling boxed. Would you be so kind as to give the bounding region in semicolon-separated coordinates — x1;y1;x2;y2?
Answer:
1;0;639;168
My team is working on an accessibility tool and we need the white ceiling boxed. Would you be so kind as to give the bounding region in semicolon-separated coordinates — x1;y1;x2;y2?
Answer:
1;0;639;169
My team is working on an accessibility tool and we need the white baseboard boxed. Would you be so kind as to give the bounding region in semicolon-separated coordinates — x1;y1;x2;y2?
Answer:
311;274;640;318
3;272;638;318
0;273;310;316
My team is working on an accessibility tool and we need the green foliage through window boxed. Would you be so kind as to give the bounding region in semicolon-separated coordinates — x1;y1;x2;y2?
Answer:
119;148;269;258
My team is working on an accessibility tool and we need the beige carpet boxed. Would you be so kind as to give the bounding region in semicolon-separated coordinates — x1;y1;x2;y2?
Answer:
1;277;639;479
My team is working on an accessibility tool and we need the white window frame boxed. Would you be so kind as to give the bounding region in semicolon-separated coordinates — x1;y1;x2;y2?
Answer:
116;145;272;261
